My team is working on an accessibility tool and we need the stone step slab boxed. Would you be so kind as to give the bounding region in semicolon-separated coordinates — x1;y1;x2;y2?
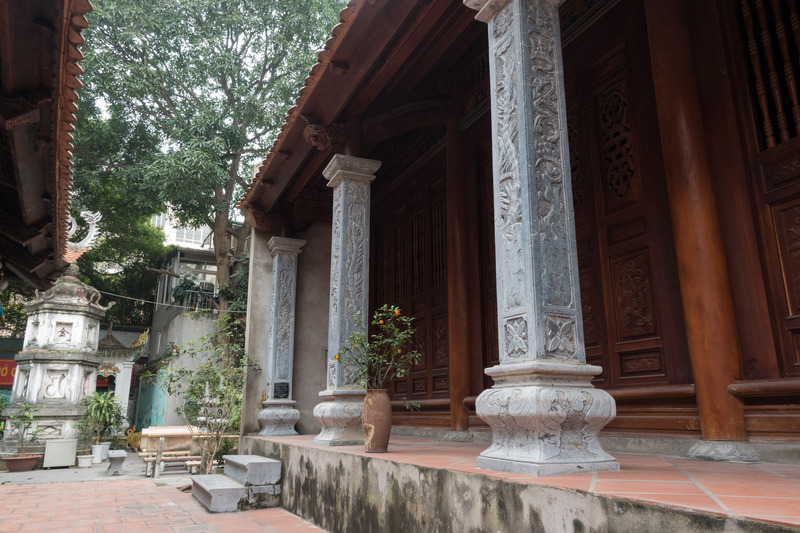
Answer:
223;454;281;486
191;475;246;513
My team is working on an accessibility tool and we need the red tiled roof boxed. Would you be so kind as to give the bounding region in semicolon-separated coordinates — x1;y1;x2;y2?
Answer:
56;0;94;267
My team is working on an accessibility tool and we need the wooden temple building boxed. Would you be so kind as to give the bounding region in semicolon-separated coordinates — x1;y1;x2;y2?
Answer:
239;0;800;465
0;0;92;289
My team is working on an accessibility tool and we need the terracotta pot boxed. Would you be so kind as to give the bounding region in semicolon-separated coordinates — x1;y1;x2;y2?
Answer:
362;389;391;453
4;455;41;472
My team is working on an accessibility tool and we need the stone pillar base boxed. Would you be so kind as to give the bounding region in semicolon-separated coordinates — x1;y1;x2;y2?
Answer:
688;440;760;462
476;361;619;476
313;390;365;446
257;400;300;436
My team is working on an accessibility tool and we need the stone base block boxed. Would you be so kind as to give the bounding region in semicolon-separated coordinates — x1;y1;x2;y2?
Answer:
257;401;300;436
688;440;760;462
313;391;365;446
106;450;126;476
245;484;281;509
223;454;281;486
476;362;618;476
477;455;619;476
192;475;246;513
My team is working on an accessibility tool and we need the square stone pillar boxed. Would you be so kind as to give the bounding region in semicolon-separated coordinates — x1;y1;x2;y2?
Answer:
257;237;306;435
313;154;381;446
241;229;273;435
465;0;618;475
115;361;134;419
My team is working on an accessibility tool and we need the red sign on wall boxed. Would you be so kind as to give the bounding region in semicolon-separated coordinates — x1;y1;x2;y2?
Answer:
0;359;16;387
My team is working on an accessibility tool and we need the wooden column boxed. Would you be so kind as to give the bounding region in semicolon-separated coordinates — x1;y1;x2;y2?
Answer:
644;0;746;444
446;116;475;433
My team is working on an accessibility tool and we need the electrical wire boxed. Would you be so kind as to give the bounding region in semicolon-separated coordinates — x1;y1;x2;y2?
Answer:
95;289;247;314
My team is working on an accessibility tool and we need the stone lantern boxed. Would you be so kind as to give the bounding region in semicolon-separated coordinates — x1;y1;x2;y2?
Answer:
1;264;113;450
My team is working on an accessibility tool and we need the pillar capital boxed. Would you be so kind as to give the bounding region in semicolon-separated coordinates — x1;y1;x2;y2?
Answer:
267;236;306;258
323;154;381;189
464;0;564;23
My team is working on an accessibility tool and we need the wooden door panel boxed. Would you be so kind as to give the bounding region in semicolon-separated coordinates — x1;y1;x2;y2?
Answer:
373;157;449;400
769;195;800;371
564;0;689;388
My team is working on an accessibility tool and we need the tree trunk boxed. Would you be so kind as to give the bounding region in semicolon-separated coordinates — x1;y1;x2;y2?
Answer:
213;211;231;313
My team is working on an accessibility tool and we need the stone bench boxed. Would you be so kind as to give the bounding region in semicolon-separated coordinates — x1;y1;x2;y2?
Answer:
107;450;126;476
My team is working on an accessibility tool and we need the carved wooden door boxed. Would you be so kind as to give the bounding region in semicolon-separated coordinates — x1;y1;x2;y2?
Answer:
563;0;691;388
372;155;449;401
735;0;800;378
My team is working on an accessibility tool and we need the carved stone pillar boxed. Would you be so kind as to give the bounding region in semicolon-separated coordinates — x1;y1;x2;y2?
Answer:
257;237;306;435
313;155;381;446
465;0;618;475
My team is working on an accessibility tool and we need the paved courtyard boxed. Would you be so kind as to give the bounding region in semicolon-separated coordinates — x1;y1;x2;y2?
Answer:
0;452;325;533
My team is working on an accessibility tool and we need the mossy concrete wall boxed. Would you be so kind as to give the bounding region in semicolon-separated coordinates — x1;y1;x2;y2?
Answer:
243;437;796;533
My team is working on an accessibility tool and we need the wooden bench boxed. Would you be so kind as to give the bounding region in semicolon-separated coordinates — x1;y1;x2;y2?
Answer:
138;427;239;478
184;459;222;474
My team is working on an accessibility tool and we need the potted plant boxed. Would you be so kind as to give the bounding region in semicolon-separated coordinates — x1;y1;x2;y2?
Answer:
78;392;123;464
336;305;420;453
2;403;43;472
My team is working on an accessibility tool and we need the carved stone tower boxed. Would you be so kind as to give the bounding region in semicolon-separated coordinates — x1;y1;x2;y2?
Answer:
1;264;113;452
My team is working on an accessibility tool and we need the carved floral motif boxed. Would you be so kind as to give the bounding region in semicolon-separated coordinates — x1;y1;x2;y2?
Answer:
257;404;300;436
529;13;573;310
494;24;526;313
614;253;655;338
526;0;555;32
545;315;577;359
328;187;343;385
312;398;364;445
493;2;514;39
504;317;529;358
475;382;617;468
274;255;296;381
348;181;368;202
620;353;661;375
343;203;366;352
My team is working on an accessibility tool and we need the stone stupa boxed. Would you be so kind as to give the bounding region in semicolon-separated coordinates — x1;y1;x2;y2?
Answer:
1;264;113;454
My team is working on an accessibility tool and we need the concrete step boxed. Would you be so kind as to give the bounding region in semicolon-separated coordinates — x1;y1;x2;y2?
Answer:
223;454;281;486
191;474;246;513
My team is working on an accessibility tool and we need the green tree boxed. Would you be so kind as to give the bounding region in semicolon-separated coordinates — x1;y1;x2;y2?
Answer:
72;99;170;325
0;281;35;338
79;0;345;310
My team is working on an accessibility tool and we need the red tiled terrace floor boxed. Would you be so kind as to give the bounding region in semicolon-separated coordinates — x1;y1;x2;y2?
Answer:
257;434;800;530
0;478;324;533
